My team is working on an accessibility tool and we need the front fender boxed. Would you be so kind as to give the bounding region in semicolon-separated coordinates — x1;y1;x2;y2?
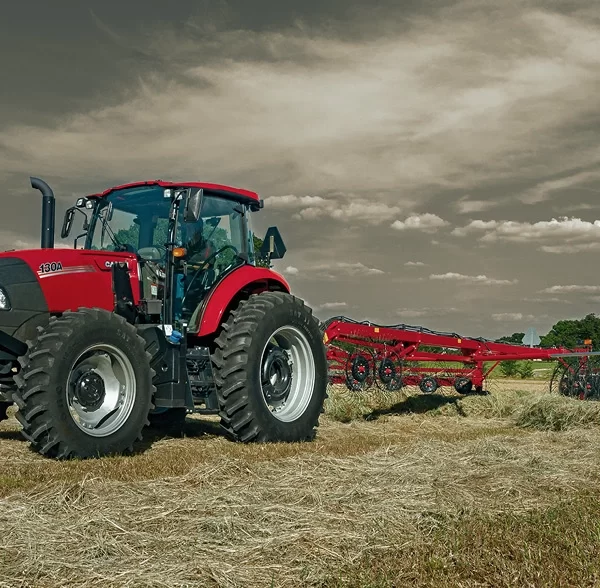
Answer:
190;266;290;336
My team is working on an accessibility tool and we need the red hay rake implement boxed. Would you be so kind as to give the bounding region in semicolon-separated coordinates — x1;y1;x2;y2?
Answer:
321;316;600;399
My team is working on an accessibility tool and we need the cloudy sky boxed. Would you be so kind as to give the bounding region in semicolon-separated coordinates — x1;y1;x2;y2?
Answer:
1;0;600;339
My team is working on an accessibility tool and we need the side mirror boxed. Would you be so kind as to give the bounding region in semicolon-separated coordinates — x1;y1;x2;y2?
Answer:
61;207;75;239
259;226;286;260
184;189;203;223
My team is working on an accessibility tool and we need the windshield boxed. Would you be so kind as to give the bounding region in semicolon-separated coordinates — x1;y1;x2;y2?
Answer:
86;185;254;268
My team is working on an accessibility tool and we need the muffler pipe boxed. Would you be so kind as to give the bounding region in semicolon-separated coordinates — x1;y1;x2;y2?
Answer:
30;176;55;249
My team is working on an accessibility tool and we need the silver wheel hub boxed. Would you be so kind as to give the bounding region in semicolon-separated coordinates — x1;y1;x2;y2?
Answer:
262;346;293;404
73;371;105;411
260;326;316;422
66;344;137;437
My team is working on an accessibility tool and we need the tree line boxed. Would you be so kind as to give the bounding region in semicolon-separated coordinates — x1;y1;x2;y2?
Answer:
496;313;600;351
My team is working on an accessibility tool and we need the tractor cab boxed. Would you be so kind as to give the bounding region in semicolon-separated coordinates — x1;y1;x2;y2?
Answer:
62;180;275;329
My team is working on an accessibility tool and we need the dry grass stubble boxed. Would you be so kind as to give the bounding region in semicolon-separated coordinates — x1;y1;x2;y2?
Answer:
0;383;600;586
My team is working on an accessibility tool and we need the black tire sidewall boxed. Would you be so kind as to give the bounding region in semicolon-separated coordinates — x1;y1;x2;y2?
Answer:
242;296;327;441
45;314;152;456
420;377;438;394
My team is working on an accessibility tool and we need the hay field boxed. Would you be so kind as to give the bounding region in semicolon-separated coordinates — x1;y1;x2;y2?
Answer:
1;379;600;587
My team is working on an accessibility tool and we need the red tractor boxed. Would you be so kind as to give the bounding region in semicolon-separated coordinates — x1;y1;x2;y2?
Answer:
0;177;327;459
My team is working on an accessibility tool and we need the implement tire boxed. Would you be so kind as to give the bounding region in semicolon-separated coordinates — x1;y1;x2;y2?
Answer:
13;308;155;459
212;292;327;443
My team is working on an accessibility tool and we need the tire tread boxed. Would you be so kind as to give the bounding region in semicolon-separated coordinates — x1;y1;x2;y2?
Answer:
12;307;156;459
212;292;326;444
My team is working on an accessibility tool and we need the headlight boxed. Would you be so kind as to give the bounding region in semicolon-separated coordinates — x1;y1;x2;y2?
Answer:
0;288;10;310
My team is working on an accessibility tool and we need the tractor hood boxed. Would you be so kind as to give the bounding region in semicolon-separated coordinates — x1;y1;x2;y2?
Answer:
0;248;139;314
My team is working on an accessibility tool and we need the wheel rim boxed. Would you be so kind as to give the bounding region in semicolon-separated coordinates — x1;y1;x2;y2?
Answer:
260;326;316;422
66;343;137;437
420;377;437;393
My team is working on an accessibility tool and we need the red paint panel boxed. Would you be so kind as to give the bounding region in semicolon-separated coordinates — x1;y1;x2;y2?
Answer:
0;249;139;312
88;180;260;203
194;266;290;336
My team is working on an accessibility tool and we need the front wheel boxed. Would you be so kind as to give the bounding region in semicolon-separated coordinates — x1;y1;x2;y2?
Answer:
13;308;155;459
212;292;327;443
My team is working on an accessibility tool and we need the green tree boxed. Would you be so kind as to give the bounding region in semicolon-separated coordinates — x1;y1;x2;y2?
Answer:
499;360;519;377
517;360;534;379
496;332;525;345
540;313;600;350
253;235;272;268
113;224;139;249
113;218;169;251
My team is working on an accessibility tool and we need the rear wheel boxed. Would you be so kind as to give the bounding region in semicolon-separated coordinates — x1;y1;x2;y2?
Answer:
212;292;327;443
13;308;155;459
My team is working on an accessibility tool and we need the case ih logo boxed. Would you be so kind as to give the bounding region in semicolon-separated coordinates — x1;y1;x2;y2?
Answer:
105;260;132;270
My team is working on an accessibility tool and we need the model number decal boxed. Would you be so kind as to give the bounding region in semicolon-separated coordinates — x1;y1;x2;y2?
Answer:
38;262;63;273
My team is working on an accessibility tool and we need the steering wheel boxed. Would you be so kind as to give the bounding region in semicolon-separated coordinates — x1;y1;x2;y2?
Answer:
182;245;239;303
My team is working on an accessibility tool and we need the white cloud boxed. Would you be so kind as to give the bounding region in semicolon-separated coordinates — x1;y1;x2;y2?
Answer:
405;261;426;267
455;197;499;214
318;301;348;310
264;195;328;209
429;272;517;286
283;266;299;275
396;309;429;318
540;285;600;294
523;297;570;304
539;242;600;254
263;193;403;224
294;200;403;225
0;232;71;252
12;239;39;250
554;203;596;212
305;262;385;280
452;217;600;253
491;313;534;322
451;220;498;237
391;214;449;233
520;170;600;204
395;306;461;319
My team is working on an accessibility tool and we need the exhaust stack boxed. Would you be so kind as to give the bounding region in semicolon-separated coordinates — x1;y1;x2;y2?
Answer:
30;177;55;249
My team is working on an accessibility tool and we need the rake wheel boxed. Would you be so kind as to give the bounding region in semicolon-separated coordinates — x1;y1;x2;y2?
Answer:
344;347;375;392
454;377;473;395
419;376;439;394
550;358;600;400
374;351;404;392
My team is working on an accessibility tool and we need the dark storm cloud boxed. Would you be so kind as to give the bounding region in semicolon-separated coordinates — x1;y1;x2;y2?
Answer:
1;0;600;338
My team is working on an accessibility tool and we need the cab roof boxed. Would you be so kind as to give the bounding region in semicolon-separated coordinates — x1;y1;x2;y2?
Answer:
88;180;261;203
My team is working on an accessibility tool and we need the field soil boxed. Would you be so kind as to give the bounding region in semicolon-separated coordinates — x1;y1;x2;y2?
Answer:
0;378;599;587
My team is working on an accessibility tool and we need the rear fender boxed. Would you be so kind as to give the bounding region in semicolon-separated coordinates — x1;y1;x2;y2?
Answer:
190;266;290;337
